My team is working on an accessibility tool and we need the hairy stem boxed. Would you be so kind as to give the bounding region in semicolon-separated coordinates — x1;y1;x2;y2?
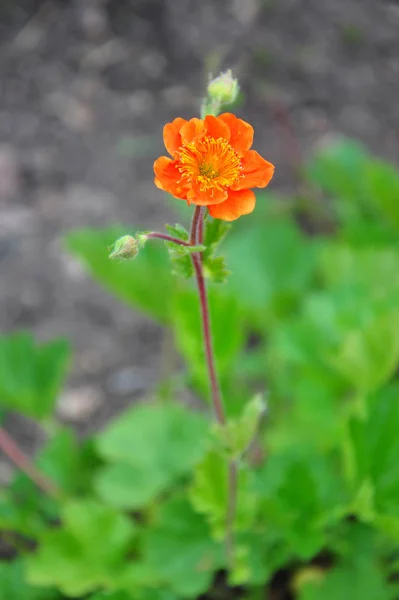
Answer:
190;208;236;566
190;205;205;245
191;254;226;425
0;426;59;497
146;232;191;246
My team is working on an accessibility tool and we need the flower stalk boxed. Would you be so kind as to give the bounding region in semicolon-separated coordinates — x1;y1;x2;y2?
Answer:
189;207;238;568
190;209;225;426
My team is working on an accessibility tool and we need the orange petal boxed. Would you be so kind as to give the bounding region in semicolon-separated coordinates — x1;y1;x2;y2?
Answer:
163;117;187;156
154;156;188;200
186;182;228;206
232;150;275;190
180;118;206;146
208;189;256;221
204;115;231;142
218;113;254;156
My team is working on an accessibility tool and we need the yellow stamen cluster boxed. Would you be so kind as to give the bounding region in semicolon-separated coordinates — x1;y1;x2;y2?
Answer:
178;136;242;192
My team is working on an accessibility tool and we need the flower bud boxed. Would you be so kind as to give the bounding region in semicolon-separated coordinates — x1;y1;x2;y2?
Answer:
207;70;239;106
109;234;142;261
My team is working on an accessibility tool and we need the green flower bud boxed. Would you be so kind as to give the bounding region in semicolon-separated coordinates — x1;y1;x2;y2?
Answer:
109;234;145;261
207;70;239;106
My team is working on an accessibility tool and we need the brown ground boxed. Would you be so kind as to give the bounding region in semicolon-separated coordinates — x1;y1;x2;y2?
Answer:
1;0;398;450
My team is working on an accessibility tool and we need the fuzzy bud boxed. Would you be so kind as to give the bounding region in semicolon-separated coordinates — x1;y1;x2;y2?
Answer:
207;70;239;106
109;234;144;261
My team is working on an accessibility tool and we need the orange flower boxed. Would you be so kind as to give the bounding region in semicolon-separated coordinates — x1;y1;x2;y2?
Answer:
154;113;275;221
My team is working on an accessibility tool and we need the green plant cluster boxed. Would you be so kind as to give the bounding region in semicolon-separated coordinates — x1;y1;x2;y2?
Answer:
2;139;399;599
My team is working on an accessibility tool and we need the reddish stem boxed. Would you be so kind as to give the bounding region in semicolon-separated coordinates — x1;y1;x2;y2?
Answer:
146;232;191;246
191;254;226;425
190;205;205;245
148;208;233;561
0;426;59;497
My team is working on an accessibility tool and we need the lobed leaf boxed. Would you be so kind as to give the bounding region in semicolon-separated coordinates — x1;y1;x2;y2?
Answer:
0;332;70;420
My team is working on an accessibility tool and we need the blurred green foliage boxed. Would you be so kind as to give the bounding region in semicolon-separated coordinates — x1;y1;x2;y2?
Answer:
2;138;399;598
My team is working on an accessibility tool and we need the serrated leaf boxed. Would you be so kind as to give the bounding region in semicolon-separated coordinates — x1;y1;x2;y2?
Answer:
224;220;316;318
0;561;60;600
203;218;231;258
214;394;266;458
167;252;194;278
36;430;100;494
172;287;245;399
190;451;257;540
141;496;222;597
231;529;290;587
2;474;59;537
253;452;345;559
298;560;393;600
203;255;230;283
26;500;136;597
94;462;167;510
94;403;209;509
200;218;231;283
165;243;205;256
306;137;399;236
66;227;173;323
0;332;70;420
90;592;177;600
165;223;190;241
346;384;399;525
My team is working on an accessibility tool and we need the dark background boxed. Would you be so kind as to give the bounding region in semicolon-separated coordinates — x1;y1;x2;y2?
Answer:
1;0;398;453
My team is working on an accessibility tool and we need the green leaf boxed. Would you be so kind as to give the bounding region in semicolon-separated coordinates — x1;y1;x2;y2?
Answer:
306;137;399;234
0;332;70;420
95;402;209;509
190;451;257;540
231;529;290;587
330;309;399;393
298;560;393;600
165;223;190;241
65;227;173;323
253;452;345;560
89;593;135;600
0;561;60;600
224;220;316;319
202;218;231;283
203;255;230;283
36;429;101;494
164;240;205;279
214;394;266;458
172;286;245;399
271;282;399;397
319;244;399;293
95;462;167;510
1;472;59;537
141;496;222;597
203;218;231;256
346;385;399;523
90;592;178;600
26;500;136;597
306;139;371;219
166;249;193;278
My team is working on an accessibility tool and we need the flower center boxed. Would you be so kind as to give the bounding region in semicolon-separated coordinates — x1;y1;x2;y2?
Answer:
178;136;242;192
